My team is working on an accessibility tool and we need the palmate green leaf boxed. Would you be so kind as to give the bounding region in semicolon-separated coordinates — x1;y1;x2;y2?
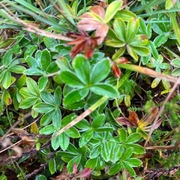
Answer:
79;130;93;148
51;133;61;150
41;49;51;70
72;55;90;84
54;86;62;105
48;159;56;175
63;88;89;105
46;62;59;73
112;47;126;60
25;68;44;76
33;102;55;113
113;18;126;42
90;59;111;84
105;0;123;23
60;70;84;88
26;77;40;96
90;83;118;98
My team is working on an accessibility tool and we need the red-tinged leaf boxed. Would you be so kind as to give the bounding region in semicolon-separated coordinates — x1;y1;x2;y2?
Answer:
128;111;139;126
111;63;121;78
76;168;92;178
90;5;105;19
115;57;130;64
95;23;109;44
73;163;77;174
116;117;137;128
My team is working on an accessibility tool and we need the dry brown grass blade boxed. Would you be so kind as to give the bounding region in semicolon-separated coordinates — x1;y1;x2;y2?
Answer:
144;76;180;147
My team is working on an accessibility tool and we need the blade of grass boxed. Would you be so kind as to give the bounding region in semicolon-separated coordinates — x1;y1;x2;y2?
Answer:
118;63;179;85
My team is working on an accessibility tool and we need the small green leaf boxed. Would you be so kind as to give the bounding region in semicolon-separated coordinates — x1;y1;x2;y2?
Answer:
118;128;127;142
72;55;90;84
41;92;55;105
131;46;150;57
154;34;168;47
108;162;122;175
85;158;98;169
3;49;13;67
121;148;133;160
52;109;61;129
26;77;39;96
171;59;180;68
54;86;62;105
63;88;89;105
124;95;131;107
127;45;138;61
123;162;136;176
41;49;51;70
79;130;93;147
126;18;139;42
2;71;12;89
51;134;61;150
38;76;48;91
90;83;118;98
60;70;84;88
151;78;161;88
35;174;47;180
66;127;80;138
90;59;110;84
128;144;145;154
39;124;55;135
40;111;54;126
125;158;142;167
105;39;125;47
19;97;38;109
101;141;115;162
105;0;123;23
33;102;55;113
172;68;180;76
9;65;26;74
125;133;141;143
89;146;101;159
149;41;159;59
58;132;70;151
48;159;56;174
92;114;105;128
113;18;126;42
67;156;81;174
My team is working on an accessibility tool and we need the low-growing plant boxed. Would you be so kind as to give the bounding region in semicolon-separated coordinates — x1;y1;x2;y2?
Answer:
0;0;180;179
